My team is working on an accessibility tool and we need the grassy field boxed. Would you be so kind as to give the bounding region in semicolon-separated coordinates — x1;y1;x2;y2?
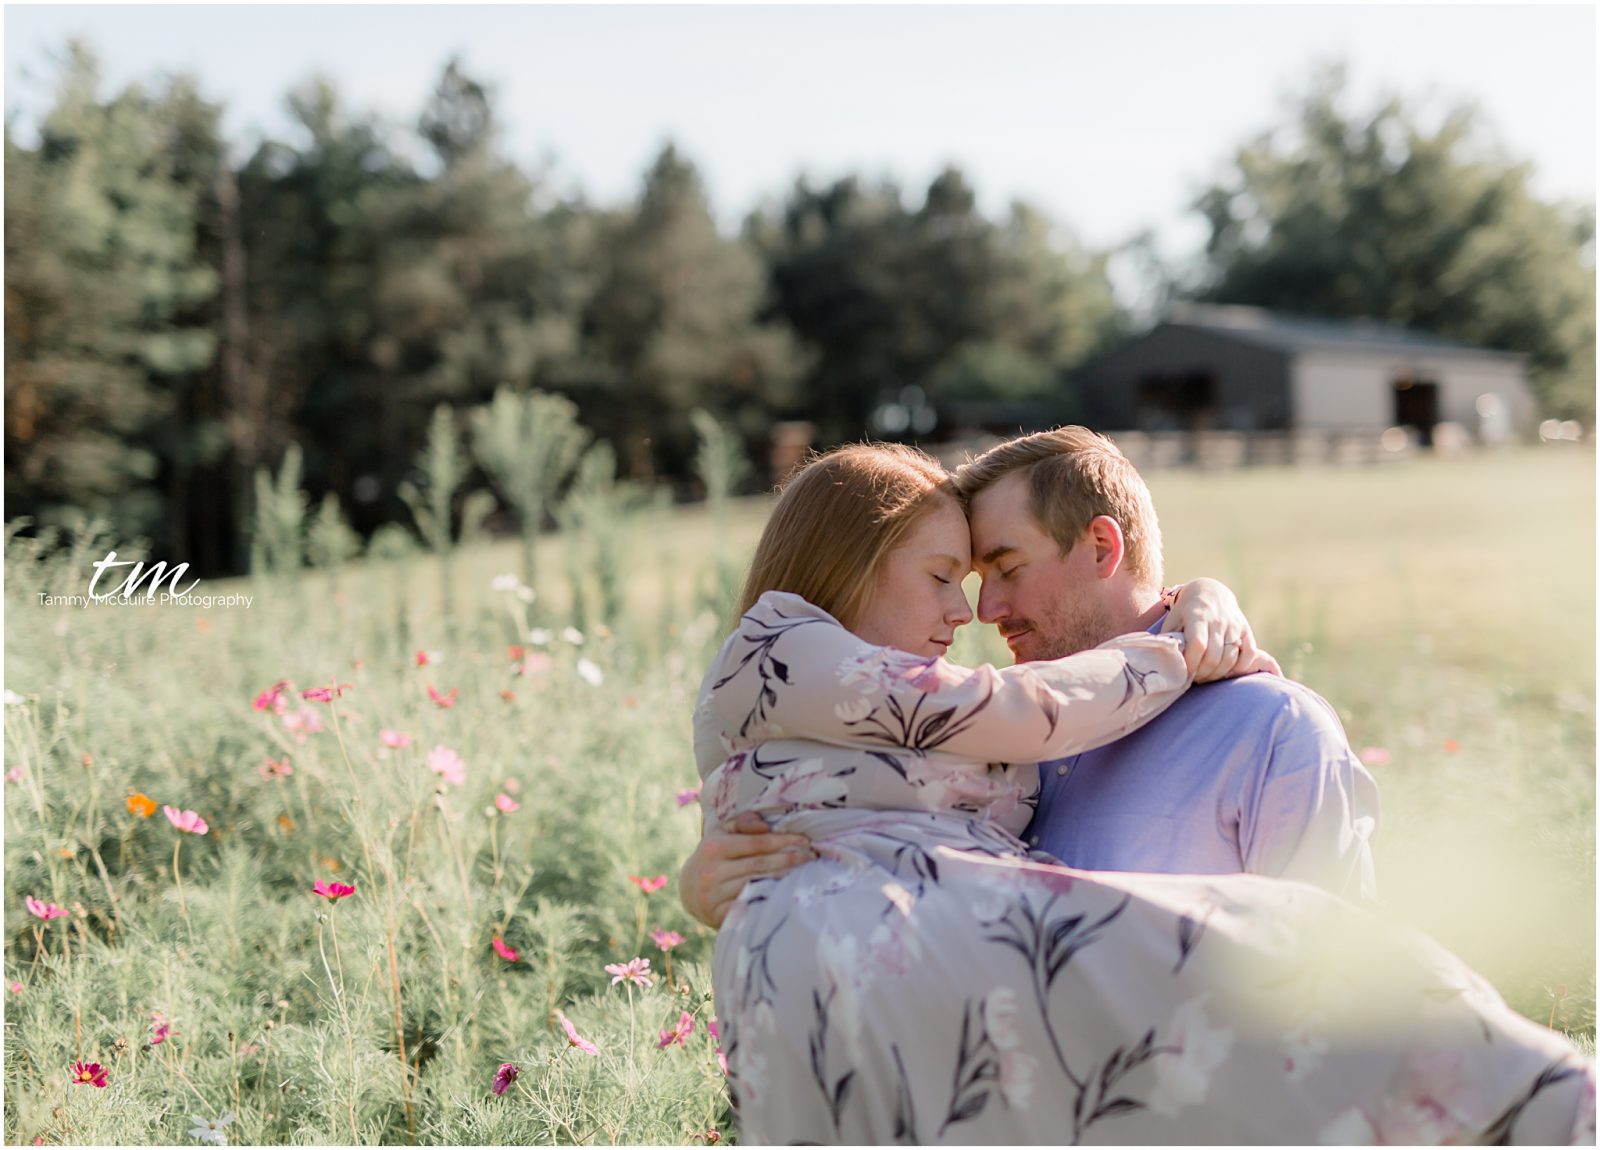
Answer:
3;445;1593;1145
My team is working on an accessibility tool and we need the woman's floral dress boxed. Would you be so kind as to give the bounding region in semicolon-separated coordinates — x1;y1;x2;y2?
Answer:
695;592;1594;1145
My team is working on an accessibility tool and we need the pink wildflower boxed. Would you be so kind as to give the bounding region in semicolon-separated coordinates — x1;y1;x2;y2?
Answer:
651;930;684;952
494;793;519;813
7;982;21;995
1359;746;1392;766
5;766;25;783
415;650;430;667
555;1010;600;1056
492;937;519;963
427;745;466;787
379;729;412;749
281;709;323;736
427;684;458;709
605;957;654;988
258;756;293;780
707;1018;720;1042
163;807;209;835
25;897;67;921
252;681;290;713
491;1061;518;1095
657;1011;696;1049
629;874;669;894
312;880;356;901
71;1061;107;1088
675;786;701;808
149;1011;178;1046
520;652;553;676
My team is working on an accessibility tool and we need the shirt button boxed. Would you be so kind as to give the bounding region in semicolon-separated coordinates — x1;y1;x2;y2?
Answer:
1029;835;1040;846
1056;764;1070;776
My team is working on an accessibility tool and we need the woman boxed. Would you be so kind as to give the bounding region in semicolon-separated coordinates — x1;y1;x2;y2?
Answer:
695;443;1592;1145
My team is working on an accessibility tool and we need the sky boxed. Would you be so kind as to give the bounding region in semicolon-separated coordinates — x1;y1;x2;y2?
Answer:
4;4;1595;299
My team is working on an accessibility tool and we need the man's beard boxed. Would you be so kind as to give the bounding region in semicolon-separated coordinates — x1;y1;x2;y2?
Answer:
1008;596;1120;662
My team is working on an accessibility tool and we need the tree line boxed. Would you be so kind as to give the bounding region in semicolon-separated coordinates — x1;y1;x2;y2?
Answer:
6;48;1592;576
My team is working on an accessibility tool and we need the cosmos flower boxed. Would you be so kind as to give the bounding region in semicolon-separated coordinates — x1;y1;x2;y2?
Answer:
1359;746;1392;766
312;880;356;901
561;627;585;646
575;659;604;687
379;729;412;749
71;1061;108;1088
26;897;67;921
492;937;519;963
675;786;701;808
491;1062;519;1096
656;1011;696;1049
252;682;290;713
604;957;654;988
427;745;466;787
126;793;157;818
163;807;209;835
187;1113;233;1145
651;930;684;952
281;709;322;736
427;684;458;709
258;757;293;780
555;1010;599;1056
526;628;554;647
494;793;519;813
5;766;26;784
150;1011;178;1046
629;875;669;894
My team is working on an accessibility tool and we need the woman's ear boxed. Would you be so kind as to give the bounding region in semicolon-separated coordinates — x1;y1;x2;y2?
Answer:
1084;515;1126;580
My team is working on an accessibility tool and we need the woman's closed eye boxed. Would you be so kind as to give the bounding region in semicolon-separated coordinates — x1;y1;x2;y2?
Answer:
932;574;951;585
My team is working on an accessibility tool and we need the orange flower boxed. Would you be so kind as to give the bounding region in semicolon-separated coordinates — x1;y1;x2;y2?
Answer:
127;793;157;818
499;690;515;703
277;814;297;834
1442;739;1461;753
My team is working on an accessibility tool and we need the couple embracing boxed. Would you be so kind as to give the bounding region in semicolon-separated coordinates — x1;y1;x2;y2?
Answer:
681;427;1591;1144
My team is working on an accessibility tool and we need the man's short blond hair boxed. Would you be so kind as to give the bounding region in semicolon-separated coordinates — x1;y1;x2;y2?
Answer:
953;426;1164;591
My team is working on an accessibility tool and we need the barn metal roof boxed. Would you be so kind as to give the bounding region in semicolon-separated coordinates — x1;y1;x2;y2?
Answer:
1164;303;1526;362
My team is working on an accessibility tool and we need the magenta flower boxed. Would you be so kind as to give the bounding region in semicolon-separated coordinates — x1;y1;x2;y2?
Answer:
25;896;67;921
8;981;22;995
252;681;290;713
657;1011;696;1049
555;1010;600;1056
149;1010;178;1046
163;807;210;835
379;729;412;749
71;1061;108;1088
675;786;701;808
5;766;26;784
427;684;458;709
651;930;684;952
604;957;654;988
312;880;356;901
707;1018;720;1042
427;745;466;787
629;874;669;894
492;937;519;963
491;1062;519;1096
493;793;519;813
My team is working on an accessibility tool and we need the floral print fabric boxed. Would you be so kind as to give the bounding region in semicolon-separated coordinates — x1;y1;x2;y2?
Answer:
695;592;1593;1144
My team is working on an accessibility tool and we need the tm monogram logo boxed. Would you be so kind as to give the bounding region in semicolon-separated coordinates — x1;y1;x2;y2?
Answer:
88;551;201;601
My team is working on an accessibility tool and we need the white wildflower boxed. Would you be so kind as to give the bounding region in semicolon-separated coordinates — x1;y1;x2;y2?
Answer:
561;626;585;646
576;658;604;687
514;585;536;603
188;1113;234;1146
527;628;554;646
491;574;519;593
2;690;24;706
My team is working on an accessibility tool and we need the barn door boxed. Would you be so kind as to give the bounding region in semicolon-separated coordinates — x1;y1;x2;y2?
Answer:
1393;378;1439;446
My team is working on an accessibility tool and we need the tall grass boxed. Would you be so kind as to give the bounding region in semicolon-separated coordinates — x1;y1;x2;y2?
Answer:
3;446;1592;1144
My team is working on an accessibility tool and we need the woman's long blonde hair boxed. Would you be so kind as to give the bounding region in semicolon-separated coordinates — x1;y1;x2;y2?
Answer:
734;442;956;630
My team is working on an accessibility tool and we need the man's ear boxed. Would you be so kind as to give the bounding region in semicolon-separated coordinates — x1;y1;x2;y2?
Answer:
1084;515;1126;581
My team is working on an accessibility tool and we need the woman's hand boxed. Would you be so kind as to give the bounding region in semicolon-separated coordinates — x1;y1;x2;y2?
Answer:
1160;578;1282;683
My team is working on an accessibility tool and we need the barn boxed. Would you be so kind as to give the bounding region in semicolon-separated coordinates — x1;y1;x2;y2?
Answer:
1073;303;1536;446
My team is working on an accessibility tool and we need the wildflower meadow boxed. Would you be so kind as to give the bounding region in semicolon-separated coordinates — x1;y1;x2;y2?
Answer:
3;444;1593;1145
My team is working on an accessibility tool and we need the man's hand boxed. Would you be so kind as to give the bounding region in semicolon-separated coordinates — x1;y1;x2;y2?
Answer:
678;812;818;930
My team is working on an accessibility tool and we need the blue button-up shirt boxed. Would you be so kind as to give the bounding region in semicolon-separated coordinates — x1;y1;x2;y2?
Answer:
1026;624;1380;899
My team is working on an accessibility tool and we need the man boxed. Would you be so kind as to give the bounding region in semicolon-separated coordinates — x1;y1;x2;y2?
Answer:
680;426;1379;928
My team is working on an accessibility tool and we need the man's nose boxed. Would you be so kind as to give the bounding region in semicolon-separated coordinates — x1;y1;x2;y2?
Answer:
976;581;1006;624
